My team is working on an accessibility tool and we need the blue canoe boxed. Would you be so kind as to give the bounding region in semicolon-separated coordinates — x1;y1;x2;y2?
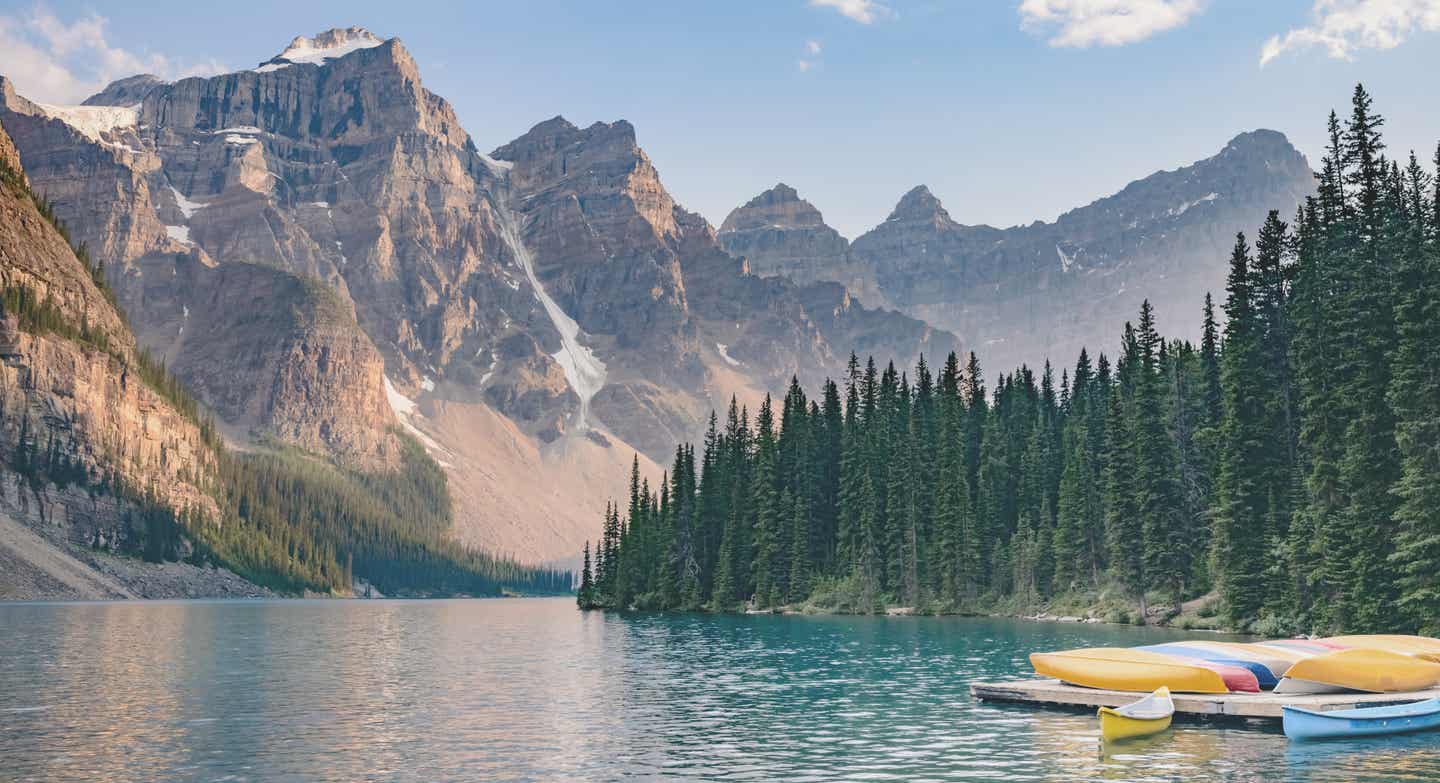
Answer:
1283;698;1440;740
1140;644;1280;690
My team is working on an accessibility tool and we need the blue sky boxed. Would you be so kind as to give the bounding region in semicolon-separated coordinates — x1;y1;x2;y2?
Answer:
2;1;1438;237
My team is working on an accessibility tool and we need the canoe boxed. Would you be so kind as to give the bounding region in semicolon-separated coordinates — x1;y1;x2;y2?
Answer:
1100;686;1174;741
1324;635;1440;662
1260;639;1348;655
1030;648;1231;694
1283;648;1440;693
1273;677;1357;695
1176;641;1303;678
1141;644;1279;690
1283;698;1440;740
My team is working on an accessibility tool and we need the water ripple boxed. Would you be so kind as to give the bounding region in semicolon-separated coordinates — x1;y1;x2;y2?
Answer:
0;599;1436;782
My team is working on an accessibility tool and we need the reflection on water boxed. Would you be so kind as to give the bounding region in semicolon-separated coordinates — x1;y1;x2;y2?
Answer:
1;598;1437;782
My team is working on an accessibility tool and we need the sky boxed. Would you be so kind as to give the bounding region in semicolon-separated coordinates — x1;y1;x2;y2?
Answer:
2;1;1438;238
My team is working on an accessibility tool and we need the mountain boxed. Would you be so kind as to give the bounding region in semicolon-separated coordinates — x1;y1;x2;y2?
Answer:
0;118;243;598
718;183;887;307
0;28;958;564
723;132;1315;373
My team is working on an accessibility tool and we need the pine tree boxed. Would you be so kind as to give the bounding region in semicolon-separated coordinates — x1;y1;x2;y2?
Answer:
1132;301;1186;603
1386;147;1440;632
1214;234;1269;626
578;541;594;608
1103;346;1144;615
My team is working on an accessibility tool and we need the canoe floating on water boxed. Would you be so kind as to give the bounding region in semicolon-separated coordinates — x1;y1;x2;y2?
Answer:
1282;648;1440;694
1030;648;1231;694
1283;698;1440;740
1100;687;1174;741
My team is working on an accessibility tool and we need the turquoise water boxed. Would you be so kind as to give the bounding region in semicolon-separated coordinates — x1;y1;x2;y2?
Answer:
2;597;1438;782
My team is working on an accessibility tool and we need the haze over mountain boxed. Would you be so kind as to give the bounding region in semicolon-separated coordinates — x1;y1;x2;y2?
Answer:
721;131;1315;373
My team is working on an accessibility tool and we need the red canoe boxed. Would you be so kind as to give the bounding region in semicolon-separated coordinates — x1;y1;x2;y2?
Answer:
1190;660;1261;693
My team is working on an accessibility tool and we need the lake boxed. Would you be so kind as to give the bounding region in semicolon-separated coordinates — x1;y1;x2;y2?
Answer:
2;598;1438;782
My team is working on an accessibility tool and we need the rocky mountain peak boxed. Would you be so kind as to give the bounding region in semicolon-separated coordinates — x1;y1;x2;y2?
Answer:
716;182;893;306
82;74;166;107
258;27;386;71
719;182;827;233
887;185;953;225
1215;129;1310;172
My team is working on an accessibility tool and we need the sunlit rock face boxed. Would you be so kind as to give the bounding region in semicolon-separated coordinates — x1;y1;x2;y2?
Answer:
0;118;217;553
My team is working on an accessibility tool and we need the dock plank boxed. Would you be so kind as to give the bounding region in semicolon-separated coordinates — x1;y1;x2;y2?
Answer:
970;679;1440;721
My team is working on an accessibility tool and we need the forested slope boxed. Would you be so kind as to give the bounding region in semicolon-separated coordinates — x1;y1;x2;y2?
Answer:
580;86;1440;636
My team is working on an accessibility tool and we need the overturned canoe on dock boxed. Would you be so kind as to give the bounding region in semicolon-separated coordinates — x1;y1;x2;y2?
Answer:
1140;643;1279;690
1030;635;1440;694
1029;648;1238;694
1281;649;1440;694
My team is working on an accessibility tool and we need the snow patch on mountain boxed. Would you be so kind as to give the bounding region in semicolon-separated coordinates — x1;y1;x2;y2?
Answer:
256;27;384;72
35;103;137;144
383;375;448;454
717;343;741;366
493;189;607;433
170;186;205;219
479;153;514;173
1056;244;1077;273
1167;192;1219;217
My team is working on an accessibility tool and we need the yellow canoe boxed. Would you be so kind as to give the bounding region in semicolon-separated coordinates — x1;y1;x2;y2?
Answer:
1324;635;1440;662
1099;687;1174;742
1283;648;1440;693
1031;648;1230;694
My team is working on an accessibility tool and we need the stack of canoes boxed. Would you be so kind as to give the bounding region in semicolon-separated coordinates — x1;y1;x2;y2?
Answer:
1030;634;1440;694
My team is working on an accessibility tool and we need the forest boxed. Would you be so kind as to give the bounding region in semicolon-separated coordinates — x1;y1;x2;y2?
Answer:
578;85;1440;636
1;158;569;598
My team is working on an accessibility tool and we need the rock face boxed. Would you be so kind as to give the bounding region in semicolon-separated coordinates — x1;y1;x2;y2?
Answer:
718;183;887;307
845;131;1315;371
492;118;961;456
82;74;166;107
130;253;401;469
0;76;174;272
0;117;216;557
0;28;961;563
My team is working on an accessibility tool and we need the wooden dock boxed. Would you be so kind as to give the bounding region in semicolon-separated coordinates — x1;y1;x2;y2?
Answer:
971;678;1440;722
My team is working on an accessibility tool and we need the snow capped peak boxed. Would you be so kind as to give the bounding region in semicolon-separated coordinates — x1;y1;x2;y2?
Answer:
256;27;385;72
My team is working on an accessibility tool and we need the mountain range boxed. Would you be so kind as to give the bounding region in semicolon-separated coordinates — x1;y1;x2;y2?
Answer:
0;26;1313;572
719;131;1313;373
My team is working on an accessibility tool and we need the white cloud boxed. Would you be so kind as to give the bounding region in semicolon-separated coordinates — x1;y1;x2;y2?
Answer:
809;0;893;25
1260;0;1440;66
798;59;814;72
1018;0;1204;47
806;39;823;55
0;8;227;104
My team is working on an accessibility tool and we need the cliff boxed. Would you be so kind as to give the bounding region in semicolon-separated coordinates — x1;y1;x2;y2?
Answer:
0;117;253;598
